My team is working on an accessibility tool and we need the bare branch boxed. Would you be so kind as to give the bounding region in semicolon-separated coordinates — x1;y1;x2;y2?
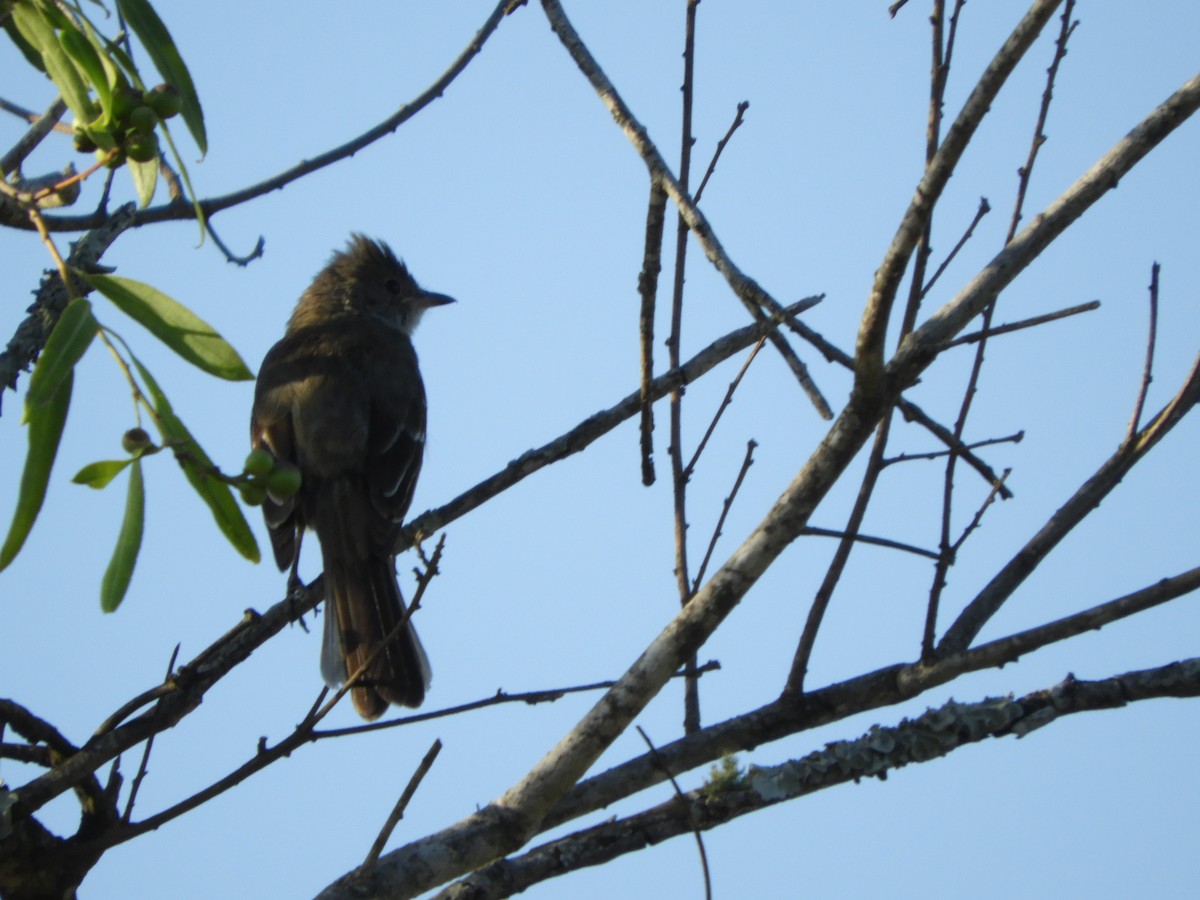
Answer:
1125;262;1159;444
683;338;765;480
892;71;1200;375
943;299;1100;347
939;351;1200;654
0;97;68;176
1006;0;1079;244
359;740;444;877
921;196;991;298
692;440;757;594
637;180;667;486
439;660;1200;898
858;0;1064;384
539;0;832;419
693;101;750;204
400;296;819;551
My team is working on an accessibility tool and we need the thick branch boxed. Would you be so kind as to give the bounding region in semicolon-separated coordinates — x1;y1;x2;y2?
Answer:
438;659;1200;898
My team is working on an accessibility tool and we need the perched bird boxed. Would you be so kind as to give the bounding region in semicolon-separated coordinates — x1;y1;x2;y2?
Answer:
250;235;453;719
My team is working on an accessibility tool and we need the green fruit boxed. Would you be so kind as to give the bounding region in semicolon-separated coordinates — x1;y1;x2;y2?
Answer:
266;465;302;499
73;127;97;153
238;481;267;507
121;428;154;454
243;449;275;478
124;133;159;163
146;83;182;120
110;84;143;121
126;105;158;136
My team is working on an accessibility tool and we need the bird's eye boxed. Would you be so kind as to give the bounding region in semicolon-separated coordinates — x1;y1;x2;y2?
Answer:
384;277;403;295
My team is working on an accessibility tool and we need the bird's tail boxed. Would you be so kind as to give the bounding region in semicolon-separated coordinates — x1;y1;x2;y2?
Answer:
320;552;431;720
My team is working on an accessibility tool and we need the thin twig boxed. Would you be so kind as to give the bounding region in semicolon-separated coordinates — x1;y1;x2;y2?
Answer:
121;644;180;823
691;440;757;594
922;196;991;298
950;468;1011;552
798;526;940;560
1125;262;1159;445
683;337;765;479
539;0;831;419
784;417;893;695
399;298;813;552
939;350;1200;655
883;430;1023;466
896;399;1015;499
924;0;1078;661
857;0;1063;380
944;299;1099;347
1007;0;1078;244
693;101;749;204
359;739;443;876
636;727;711;900
670;0;702;737
637;180;667;486
314;661;721;740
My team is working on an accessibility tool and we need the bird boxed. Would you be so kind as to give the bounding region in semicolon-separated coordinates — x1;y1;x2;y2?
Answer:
250;235;453;719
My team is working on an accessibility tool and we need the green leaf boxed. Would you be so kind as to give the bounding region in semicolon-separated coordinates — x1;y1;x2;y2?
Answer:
23;298;98;424
100;458;145;612
84;274;252;381
73;458;134;489
132;357;260;563
115;0;206;154
0;371;73;571
127;155;158;208
10;2;97;123
3;13;47;74
57;21;110;113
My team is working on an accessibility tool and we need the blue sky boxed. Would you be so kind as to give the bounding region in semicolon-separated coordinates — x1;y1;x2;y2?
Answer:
2;3;1198;897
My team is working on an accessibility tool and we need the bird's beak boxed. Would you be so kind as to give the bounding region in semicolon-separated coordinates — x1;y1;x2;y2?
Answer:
417;291;456;309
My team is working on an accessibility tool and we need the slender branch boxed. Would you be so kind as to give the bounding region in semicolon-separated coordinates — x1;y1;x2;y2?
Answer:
359;739;444;877
691;440;757;594
538;0;832;419
669;0;702;736
896;398;1016;499
921;196;991;298
858;0;1063;383
24;0;520;233
949;468;1010;552
120;644;180;823
637;180;667;486
883;429;1024;466
798;526;939;560
1125;262;1159;445
1006;0;1078;244
683;337;765;480
313;661;721;740
399;296;819;551
943;299;1100;347
786;415;893;696
636;727;711;900
939;352;1200;654
693;100;749;204
0;97;68;176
